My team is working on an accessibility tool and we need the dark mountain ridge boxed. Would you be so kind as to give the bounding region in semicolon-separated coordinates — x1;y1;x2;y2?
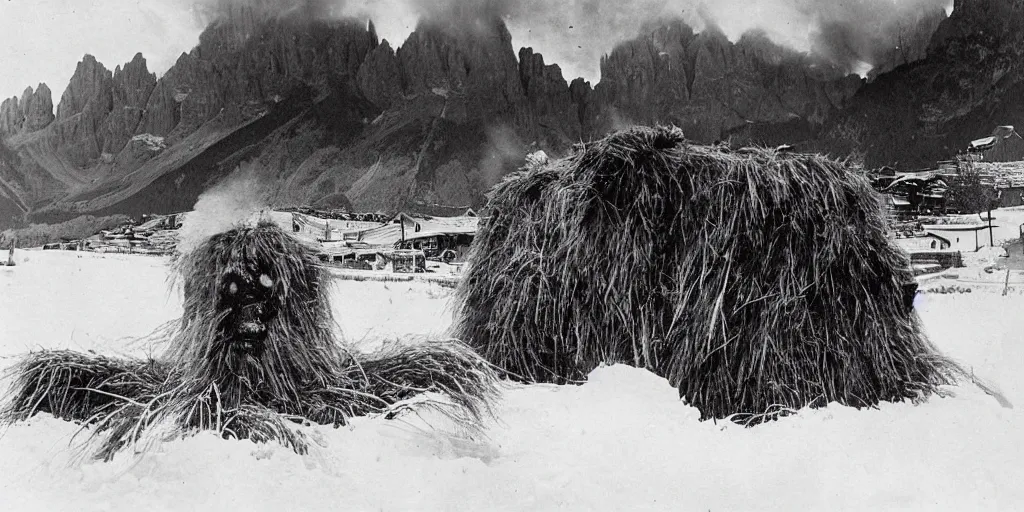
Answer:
1;0;1013;231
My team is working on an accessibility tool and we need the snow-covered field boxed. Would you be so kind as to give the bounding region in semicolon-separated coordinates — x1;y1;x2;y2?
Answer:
2;242;1024;510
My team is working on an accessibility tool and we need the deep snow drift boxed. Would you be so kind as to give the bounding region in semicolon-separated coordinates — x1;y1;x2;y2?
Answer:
2;244;1024;510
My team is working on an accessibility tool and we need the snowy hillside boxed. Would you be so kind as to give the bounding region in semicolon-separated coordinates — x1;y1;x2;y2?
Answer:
1;247;1023;511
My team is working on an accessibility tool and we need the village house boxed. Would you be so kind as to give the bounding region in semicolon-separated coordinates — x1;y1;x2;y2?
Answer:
289;211;382;242
893;232;952;252
391;212;478;261
874;125;1024;214
880;171;949;214
967;125;1024;162
286;208;480;272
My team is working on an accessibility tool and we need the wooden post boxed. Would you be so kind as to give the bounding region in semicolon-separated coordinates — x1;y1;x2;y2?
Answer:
988;207;994;247
6;238;14;266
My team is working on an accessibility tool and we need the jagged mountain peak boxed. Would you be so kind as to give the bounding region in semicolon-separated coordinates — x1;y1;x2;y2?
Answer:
2;2;1015;232
0;11;869;229
55;54;111;121
0;83;55;136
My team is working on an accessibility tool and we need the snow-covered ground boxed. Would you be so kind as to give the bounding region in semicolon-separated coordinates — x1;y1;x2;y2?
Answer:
2;245;1024;511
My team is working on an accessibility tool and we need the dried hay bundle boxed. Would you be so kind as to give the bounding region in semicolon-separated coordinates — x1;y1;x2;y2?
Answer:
2;221;496;459
3;351;168;424
454;125;960;423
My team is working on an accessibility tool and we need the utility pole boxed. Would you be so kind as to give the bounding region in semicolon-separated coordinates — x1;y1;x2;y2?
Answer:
988;206;994;247
1019;223;1024;255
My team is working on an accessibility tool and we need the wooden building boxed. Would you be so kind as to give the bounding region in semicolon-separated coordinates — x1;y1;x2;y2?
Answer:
968;126;1024;162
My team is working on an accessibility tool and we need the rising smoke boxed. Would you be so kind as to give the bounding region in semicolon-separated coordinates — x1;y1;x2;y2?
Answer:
177;162;275;254
479;124;526;189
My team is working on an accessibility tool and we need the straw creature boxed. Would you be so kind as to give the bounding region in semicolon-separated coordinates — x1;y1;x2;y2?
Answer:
2;221;496;460
453;125;964;424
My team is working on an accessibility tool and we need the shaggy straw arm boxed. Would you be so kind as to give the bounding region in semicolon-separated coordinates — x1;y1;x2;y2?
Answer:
1;222;496;459
453;125;961;423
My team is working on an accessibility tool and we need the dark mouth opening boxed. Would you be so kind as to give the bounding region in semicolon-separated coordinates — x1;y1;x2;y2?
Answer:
237;339;258;351
231;324;267;354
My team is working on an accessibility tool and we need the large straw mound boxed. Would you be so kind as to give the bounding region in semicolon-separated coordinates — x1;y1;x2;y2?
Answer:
453;125;960;423
2;221;496;460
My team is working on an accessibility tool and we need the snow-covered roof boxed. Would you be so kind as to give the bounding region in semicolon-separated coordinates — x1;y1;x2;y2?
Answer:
993;125;1016;138
401;229;475;242
882;172;945;192
357;224;404;246
970;136;997;150
415;216;479;235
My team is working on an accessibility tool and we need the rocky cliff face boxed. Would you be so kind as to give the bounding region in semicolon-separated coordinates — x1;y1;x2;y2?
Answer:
395;15;529;126
132;4;377;145
21;84;56;132
0;97;21;135
4;2;995;231
1;4;386;229
518;48;585;147
102;53;157;154
593;22;864;142
0;85;55;136
43;53;158;166
356;37;403;109
51;55;115;166
867;5;949;79
0;10;898;229
243;12;868;213
810;0;1024;169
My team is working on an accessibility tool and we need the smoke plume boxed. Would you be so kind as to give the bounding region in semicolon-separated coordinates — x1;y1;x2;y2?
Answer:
479;124;527;189
177;162;274;254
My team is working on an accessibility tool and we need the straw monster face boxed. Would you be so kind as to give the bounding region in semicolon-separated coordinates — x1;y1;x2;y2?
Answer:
174;221;336;388
218;263;279;356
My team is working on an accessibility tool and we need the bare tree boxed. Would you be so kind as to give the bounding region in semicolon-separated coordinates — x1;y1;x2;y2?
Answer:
946;156;1000;245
